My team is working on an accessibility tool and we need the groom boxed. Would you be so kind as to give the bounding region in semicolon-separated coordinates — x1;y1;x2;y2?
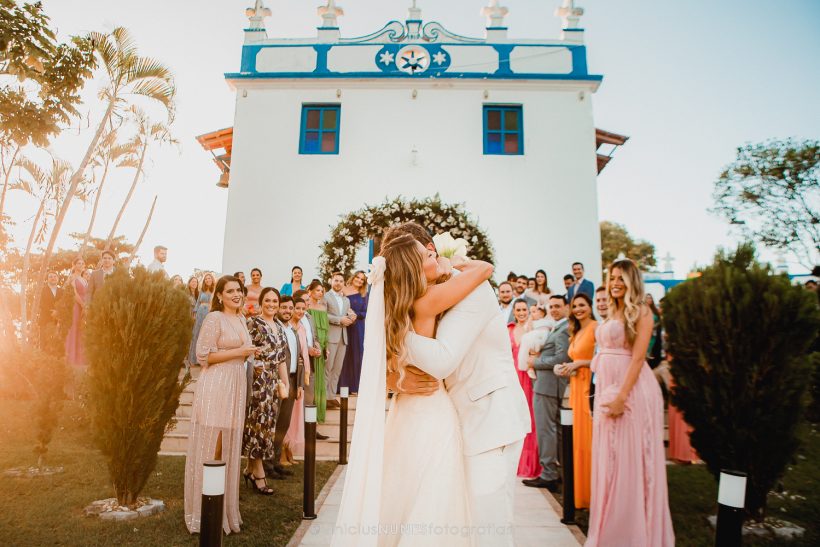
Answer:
383;222;531;546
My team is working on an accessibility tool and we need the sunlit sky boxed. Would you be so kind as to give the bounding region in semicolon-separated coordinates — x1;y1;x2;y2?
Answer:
8;0;819;281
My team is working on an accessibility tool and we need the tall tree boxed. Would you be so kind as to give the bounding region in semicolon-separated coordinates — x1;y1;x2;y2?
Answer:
31;26;175;322
0;0;95;217
599;220;657;272
712;139;819;269
105;106;175;250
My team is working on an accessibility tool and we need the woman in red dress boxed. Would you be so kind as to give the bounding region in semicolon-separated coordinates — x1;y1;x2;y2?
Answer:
508;299;541;478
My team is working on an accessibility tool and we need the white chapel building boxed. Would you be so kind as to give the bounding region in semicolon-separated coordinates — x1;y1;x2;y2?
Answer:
200;1;626;288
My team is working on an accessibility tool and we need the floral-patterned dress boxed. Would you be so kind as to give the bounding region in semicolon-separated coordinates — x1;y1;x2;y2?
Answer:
243;316;288;460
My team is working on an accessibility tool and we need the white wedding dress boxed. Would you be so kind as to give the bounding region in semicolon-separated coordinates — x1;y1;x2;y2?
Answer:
379;382;472;546
332;258;473;547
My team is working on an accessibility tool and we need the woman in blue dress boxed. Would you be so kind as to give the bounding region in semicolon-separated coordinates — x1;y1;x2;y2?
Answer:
188;273;215;366
279;265;305;296
339;271;368;394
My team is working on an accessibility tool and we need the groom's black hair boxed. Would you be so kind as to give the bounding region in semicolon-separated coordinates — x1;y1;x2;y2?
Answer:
382;222;433;249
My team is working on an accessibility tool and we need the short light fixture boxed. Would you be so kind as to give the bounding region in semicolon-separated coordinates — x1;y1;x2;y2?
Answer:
483;90;489;99
411;89;418;99
242;89;248;98
336;88;342;98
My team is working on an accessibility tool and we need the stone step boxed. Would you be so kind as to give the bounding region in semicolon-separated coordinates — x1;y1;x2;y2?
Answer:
176;402;192;418
167;417;191;436
179;390;195;405
160;433;189;454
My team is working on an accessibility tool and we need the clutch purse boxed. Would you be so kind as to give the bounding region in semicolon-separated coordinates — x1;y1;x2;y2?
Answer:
597;384;630;416
276;379;289;400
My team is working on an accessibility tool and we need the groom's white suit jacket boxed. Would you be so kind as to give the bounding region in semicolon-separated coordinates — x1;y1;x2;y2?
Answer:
405;280;531;456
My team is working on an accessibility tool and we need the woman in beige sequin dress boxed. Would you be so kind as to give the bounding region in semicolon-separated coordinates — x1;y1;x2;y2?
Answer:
184;275;258;535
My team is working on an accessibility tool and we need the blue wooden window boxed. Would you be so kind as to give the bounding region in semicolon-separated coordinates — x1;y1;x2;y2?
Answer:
299;104;341;154
483;105;523;155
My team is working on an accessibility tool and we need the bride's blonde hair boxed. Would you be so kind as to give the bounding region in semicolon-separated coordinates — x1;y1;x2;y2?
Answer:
381;232;427;388
606;258;645;346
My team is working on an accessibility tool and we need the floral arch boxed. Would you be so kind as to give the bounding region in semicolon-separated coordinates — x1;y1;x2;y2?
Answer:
318;195;495;282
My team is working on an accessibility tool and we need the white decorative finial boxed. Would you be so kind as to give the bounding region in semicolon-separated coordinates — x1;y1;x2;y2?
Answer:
555;0;584;29
245;0;271;30
318;0;344;28
481;1;509;28
408;0;422;21
662;252;675;273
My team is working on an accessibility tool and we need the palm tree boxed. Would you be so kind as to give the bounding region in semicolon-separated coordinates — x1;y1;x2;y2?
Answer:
16;157;75;344
105;106;176;250
32;27;175;320
80;124;132;253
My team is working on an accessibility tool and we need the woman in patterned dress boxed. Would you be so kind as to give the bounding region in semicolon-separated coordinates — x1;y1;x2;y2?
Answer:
243;287;289;494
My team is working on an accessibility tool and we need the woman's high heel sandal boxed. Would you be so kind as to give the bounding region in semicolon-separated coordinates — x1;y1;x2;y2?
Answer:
242;470;253;487
251;475;274;495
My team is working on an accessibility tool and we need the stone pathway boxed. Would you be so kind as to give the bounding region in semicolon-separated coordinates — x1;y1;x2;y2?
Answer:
291;467;583;546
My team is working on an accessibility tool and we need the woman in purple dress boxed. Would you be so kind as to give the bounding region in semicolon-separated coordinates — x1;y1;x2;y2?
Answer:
65;256;87;367
339;271;367;394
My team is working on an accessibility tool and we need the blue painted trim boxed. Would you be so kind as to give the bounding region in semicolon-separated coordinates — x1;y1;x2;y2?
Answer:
482;105;524;156
406;19;422;23
368;239;375;263
492;44;515;76
298;104;341;155
563;28;585;32
486;27;508;30
316;26;340;30
243;28;266;32
314;44;331;73
226;71;603;81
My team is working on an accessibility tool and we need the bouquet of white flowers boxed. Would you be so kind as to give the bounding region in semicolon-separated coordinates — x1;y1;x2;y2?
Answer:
432;231;469;259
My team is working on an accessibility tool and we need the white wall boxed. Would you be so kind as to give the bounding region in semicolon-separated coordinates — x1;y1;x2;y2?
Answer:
223;79;602;292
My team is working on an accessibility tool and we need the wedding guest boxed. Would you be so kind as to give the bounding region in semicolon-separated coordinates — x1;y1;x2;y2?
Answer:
283;296;312;461
594;286;609;320
586;259;673;546
526;269;552;306
38;271;62;349
306;280;330;422
563;274;574;292
82;269;91;282
280;265;305;296
340;270;368;394
147;245;167;275
524;294;569;491
233;271;248;298
645;293;662;368
325;272;353;407
184;275;255;534
556;293;597;509
243;287;288;494
506;271;518;284
245;268;263;315
665;351;697;464
508;300;541;478
188;273;214;366
567;261;595;301
88;249;116;301
171;274;184;288
498;281;515;322
233;271;246;286
65;257;88;367
527;278;536;291
185;276;199;317
269;295;304;478
518;305;554;380
295;289;329;440
514;275;537;309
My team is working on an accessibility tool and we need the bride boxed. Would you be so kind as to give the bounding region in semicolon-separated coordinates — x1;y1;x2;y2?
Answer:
332;231;494;547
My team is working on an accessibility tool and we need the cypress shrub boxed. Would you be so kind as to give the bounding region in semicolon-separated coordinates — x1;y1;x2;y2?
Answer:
663;243;819;520
85;267;192;505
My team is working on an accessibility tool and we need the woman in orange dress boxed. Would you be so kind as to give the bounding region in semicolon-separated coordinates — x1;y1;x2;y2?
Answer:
557;292;597;509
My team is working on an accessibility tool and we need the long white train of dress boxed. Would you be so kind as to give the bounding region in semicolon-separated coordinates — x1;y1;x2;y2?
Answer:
379;384;472;546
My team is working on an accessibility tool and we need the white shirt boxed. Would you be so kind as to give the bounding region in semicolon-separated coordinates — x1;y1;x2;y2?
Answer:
329;290;345;314
300;315;314;347
147;260;166;275
48;285;58;297
283;325;298;373
499;301;513;314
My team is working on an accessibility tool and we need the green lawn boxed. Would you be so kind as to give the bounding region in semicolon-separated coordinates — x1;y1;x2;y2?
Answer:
553;423;819;546
0;398;336;546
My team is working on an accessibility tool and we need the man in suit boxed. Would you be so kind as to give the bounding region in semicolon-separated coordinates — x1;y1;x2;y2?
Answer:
88;250;117;302
385;222;531;547
512;274;536;312
567;261;595;302
38;271;62;350
524;293;570;491
324;272;355;409
268;295;305;478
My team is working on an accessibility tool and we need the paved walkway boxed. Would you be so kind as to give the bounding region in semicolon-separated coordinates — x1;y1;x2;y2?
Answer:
291;466;583;546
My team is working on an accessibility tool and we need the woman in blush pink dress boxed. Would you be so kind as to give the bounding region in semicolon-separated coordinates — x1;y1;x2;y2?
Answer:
282;296;312;461
508;299;541;478
666;353;698;463
184;275;258;535
586;259;674;547
65;256;88;367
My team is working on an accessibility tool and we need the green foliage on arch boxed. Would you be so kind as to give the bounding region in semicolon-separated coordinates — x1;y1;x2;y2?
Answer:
318;195;495;282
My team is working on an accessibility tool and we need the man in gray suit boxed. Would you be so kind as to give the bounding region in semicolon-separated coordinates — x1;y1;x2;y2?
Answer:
268;295;305;478
524;293;570;491
324;272;355;409
88;250;117;302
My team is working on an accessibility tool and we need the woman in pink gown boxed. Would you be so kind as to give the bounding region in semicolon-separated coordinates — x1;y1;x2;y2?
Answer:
283;298;312;460
667;354;697;462
586;259;674;547
65;256;87;367
508;300;541;478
